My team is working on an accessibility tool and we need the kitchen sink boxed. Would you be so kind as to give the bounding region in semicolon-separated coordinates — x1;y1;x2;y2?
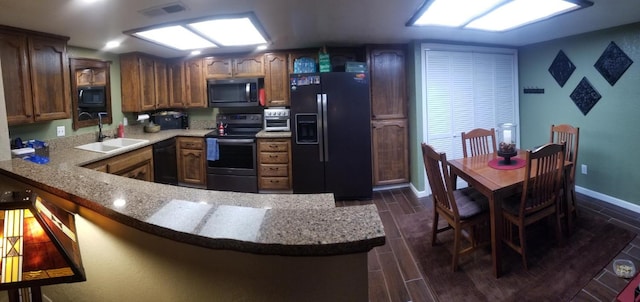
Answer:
75;138;149;154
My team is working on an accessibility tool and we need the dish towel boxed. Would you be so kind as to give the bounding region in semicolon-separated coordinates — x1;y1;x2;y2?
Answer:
206;138;219;161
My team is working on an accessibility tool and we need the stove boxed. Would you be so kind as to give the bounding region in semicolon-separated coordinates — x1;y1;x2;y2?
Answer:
205;113;262;193
205;113;263;139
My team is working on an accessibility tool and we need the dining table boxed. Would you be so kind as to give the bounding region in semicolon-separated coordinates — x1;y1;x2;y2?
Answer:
447;150;571;278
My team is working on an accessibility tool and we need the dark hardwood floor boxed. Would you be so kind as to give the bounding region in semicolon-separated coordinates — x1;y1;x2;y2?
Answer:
337;188;640;302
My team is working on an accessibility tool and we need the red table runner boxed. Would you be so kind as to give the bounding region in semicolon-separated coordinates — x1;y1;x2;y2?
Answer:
488;157;526;170
617;272;640;302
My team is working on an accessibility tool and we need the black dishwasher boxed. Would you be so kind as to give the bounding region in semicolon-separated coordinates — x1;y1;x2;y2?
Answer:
153;138;178;185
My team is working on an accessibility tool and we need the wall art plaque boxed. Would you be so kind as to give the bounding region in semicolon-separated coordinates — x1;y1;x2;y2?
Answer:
594;41;633;86
570;77;601;116
548;50;575;87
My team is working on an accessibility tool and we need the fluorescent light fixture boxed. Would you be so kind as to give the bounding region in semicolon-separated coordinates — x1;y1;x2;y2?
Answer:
407;0;593;31
189;17;267;46
125;13;270;51
133;25;217;50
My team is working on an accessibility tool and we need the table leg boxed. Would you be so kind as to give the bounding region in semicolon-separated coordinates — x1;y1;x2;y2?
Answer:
489;194;503;278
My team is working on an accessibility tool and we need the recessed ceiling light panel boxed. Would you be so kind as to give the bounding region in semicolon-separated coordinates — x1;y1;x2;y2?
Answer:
133;25;217;50
407;0;593;31
189;17;268;46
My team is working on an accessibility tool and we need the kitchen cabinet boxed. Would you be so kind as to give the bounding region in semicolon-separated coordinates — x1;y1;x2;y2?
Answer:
177;137;206;188
204;54;265;79
184;57;207;108
288;51;318;74
76;67;106;87
167;60;185;108
371;119;409;185
257;138;292;191
368;46;407;120
0;26;71;125
368;45;409;186
83;146;154;182
263;52;289;107
120;52;169;112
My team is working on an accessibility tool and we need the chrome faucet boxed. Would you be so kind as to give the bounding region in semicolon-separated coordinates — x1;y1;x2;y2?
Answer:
97;112;108;142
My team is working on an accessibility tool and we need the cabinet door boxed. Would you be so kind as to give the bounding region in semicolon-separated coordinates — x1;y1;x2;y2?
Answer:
368;47;406;120
154;60;169;109
28;35;71;122
204;56;231;79
0;30;33;125
177;137;206;187
139;56;157;111
371;119;409;185
168;60;185;108
185;58;207;107
118;161;154;182
264;52;289;107
233;54;264;77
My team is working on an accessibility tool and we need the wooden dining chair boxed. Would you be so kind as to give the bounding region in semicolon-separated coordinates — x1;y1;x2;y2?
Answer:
501;143;566;270
550;124;579;234
461;128;497;158
421;143;490;272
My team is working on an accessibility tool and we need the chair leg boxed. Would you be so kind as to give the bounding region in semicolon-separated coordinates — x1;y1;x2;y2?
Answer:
431;211;439;246
519;223;528;270
452;226;461;272
555;211;564;247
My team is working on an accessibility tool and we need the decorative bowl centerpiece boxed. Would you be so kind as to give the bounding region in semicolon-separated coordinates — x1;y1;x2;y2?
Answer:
497;123;518;165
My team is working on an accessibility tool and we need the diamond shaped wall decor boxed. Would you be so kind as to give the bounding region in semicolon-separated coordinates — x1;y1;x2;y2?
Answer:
548;50;575;87
594;41;633;86
570;77;601;116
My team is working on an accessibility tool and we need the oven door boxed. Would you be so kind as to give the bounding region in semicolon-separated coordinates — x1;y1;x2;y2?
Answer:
207;138;257;176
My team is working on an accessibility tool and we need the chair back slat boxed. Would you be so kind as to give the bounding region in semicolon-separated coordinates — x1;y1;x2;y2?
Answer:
551;124;579;181
521;143;566;216
421;143;459;219
462;128;497;158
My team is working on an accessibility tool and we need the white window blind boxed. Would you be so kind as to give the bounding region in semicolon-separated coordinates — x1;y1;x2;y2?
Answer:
422;45;518;192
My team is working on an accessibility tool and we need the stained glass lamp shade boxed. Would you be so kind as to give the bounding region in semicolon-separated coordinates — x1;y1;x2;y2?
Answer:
0;189;85;302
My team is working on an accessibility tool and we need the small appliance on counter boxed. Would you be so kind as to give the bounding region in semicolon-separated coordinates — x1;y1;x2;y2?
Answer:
151;111;189;130
263;108;290;132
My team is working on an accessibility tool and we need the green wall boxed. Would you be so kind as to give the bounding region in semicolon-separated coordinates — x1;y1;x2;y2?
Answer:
519;22;640;206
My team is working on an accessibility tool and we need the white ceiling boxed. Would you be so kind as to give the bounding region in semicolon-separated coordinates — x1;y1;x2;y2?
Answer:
1;0;639;58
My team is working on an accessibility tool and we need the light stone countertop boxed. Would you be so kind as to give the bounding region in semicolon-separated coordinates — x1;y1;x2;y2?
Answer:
0;127;385;256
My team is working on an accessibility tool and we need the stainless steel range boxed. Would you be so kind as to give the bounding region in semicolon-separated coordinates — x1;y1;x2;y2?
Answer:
205;113;262;193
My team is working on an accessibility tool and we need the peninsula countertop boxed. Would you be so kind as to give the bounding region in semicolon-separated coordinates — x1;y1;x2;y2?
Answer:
0;128;385;256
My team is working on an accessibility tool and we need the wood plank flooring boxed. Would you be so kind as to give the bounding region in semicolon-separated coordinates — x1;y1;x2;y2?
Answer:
337;188;640;302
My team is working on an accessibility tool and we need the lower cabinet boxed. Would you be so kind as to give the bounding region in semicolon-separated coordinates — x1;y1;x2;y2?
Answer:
257;138;291;191
371;119;409;185
177;137;207;188
83;146;154;182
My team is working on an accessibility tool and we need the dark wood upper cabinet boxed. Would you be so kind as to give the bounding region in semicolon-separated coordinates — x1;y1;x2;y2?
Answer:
120;52;170;112
264;52;289;107
70;58;112;130
0;26;70;125
368;46;407;120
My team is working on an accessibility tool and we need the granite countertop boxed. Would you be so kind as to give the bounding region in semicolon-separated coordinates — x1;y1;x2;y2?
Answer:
0;127;385;256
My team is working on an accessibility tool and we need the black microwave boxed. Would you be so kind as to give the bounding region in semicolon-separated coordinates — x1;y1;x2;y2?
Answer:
78;86;106;108
208;78;260;108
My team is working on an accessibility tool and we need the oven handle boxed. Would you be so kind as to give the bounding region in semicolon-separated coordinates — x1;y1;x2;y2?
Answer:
217;138;255;144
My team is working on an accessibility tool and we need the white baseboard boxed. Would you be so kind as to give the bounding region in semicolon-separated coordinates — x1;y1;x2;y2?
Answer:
575;186;640;214
373;183;410;191
405;183;640;215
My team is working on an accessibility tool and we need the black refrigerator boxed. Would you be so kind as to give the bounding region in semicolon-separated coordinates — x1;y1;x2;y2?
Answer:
290;72;372;200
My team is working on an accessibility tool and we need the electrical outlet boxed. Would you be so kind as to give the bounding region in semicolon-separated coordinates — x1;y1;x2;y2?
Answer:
581;164;587;175
56;126;65;137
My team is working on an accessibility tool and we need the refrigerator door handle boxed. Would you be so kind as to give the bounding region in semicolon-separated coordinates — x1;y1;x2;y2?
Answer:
317;94;324;162
322;93;329;162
